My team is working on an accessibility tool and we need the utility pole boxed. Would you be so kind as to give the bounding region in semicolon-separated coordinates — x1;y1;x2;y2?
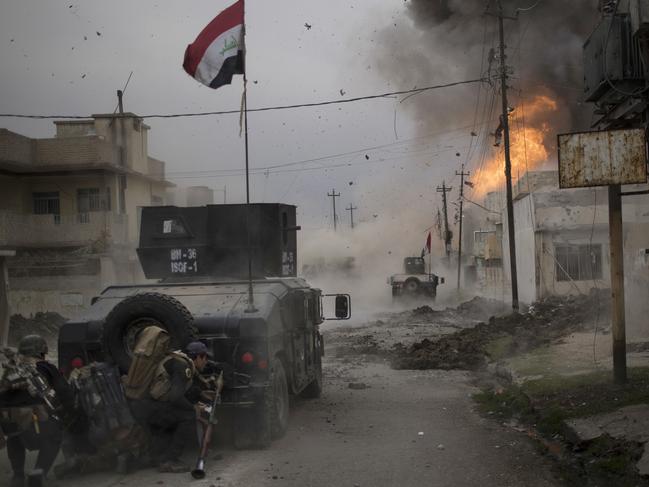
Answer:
436;181;453;260
489;0;520;312
346;204;357;229
456;164;470;290
327;189;340;231
609;184;627;384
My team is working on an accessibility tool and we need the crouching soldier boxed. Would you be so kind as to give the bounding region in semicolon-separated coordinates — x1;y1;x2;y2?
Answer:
125;326;209;473
0;335;75;487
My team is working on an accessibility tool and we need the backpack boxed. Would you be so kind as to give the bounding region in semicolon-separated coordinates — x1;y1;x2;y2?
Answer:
123;326;170;400
148;351;195;401
70;362;134;445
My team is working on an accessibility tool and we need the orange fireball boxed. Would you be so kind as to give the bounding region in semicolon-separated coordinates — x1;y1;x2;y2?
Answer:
474;95;558;196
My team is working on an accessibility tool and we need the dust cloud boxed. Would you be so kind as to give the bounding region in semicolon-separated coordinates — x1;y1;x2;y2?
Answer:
298;217;460;327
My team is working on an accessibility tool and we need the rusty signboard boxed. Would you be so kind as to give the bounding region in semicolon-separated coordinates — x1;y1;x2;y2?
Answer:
557;128;648;188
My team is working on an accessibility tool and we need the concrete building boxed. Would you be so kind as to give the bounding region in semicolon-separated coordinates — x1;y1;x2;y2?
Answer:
499;170;649;335
0;113;173;316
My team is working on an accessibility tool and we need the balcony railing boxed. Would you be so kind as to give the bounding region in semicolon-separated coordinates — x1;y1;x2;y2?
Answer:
0;211;128;248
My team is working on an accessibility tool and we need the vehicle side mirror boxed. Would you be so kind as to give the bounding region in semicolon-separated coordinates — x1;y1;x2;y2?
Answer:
322;294;351;320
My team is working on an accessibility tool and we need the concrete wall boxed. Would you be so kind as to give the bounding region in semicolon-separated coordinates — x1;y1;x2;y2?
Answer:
512;195;538;305
0;129;34;165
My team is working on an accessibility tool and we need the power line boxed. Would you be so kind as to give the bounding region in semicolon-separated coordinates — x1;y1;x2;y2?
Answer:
168;144;474;180
0;78;487;120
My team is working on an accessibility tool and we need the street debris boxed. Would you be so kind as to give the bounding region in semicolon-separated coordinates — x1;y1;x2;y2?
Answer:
392;290;610;371
348;382;369;390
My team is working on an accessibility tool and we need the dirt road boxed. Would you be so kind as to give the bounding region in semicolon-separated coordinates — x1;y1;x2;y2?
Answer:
0;299;563;487
1;344;560;486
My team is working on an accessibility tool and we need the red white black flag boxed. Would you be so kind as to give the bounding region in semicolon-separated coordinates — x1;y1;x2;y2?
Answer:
183;0;245;89
421;232;432;258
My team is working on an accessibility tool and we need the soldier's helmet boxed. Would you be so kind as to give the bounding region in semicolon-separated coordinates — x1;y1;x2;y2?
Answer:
18;335;49;358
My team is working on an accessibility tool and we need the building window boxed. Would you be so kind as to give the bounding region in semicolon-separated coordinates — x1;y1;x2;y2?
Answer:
555;244;602;282
77;188;110;213
33;192;60;216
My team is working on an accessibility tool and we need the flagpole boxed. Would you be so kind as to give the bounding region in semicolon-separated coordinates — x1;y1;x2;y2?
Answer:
242;0;256;313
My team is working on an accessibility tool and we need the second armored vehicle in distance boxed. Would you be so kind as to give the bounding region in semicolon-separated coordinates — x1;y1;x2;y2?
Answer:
388;256;444;299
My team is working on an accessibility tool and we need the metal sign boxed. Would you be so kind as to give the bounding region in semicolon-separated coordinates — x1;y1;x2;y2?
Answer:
557;128;648;188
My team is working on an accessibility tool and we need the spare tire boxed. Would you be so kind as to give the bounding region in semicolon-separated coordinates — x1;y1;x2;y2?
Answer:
103;292;197;372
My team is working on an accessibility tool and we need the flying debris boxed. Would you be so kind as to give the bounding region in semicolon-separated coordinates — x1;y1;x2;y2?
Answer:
304;23;312;30
464;181;474;188
349;181;354;186
471;131;478;136
340;89;346;96
81;74;86;79
96;31;102;36
455;152;461;157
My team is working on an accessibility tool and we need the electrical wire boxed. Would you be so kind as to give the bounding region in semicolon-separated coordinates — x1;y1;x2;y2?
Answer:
164;118;499;176
0;78;487;120
462;195;501;214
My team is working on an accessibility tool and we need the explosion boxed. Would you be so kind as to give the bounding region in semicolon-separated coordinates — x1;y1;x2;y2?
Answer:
474;95;558;196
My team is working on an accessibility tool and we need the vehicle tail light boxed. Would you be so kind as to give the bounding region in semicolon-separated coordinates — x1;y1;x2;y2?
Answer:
241;352;254;365
257;359;268;370
70;357;84;369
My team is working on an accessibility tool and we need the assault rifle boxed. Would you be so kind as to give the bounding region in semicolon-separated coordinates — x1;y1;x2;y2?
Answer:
0;348;60;419
191;371;224;479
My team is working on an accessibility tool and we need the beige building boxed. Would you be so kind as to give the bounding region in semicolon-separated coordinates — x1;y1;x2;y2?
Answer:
0;113;173;316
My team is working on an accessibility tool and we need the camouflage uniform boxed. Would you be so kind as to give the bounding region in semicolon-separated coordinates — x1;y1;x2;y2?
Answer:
0;336;73;487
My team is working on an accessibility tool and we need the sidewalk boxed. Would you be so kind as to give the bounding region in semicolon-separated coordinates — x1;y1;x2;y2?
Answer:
482;331;649;485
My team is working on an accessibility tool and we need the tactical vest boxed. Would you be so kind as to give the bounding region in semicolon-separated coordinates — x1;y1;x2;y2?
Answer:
148;351;195;401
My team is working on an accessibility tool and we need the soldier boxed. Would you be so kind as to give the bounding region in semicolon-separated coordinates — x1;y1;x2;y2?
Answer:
128;337;210;473
0;335;74;487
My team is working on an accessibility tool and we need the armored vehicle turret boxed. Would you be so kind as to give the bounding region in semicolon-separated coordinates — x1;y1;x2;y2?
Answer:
58;203;350;448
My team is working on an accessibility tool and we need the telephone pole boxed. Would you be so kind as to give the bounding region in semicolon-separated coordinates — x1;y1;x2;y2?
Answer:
327;189;340;231
456;165;470;290
346;204;357;229
488;0;520;312
436;181;453;260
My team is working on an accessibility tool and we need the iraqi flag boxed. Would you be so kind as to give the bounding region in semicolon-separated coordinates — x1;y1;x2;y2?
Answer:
421;232;432;258
183;0;245;89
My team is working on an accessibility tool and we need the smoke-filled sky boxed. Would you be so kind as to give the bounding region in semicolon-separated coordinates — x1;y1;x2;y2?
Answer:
0;0;601;261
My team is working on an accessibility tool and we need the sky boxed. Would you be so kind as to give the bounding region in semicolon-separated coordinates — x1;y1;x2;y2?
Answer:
0;1;598;278
0;0;442;229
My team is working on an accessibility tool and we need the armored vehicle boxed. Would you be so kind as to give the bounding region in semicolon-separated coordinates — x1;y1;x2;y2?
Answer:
58;204;350;448
388;256;444;299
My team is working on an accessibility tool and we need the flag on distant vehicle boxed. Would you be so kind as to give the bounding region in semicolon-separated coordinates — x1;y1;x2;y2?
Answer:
421;232;432;258
183;0;245;89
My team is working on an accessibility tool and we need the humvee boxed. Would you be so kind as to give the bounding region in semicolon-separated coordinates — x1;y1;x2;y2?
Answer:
58;204;350;447
388;256;444;299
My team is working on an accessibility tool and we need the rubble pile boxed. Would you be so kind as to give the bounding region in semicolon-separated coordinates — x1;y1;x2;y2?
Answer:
392;290;611;371
8;312;67;346
410;296;508;322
